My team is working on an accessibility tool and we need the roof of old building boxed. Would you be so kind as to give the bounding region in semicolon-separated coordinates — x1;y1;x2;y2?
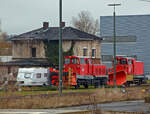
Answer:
10;27;102;41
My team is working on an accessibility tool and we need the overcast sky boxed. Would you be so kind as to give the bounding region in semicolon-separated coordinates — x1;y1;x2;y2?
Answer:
0;0;150;35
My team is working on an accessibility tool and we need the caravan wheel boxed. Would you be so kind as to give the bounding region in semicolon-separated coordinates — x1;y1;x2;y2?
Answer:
43;83;46;86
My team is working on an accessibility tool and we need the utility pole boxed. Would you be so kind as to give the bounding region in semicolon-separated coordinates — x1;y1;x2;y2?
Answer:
59;0;63;96
108;3;121;88
0;20;2;33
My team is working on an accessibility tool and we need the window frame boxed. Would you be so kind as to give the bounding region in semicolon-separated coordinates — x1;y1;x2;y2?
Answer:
92;48;96;58
31;48;36;58
83;47;87;56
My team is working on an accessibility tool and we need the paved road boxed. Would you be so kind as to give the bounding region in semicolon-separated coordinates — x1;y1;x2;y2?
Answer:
0;109;84;114
58;100;150;113
0;100;149;114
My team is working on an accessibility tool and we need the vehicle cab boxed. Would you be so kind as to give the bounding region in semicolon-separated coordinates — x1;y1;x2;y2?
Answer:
115;56;134;75
64;56;92;75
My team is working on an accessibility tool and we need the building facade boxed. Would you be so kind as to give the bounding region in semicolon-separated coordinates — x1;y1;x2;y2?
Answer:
100;15;150;74
12;39;101;60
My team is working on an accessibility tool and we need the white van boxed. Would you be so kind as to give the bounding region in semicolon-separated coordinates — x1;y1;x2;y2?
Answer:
17;67;49;86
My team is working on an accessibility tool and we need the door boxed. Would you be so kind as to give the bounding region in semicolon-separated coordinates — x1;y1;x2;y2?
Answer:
80;58;88;75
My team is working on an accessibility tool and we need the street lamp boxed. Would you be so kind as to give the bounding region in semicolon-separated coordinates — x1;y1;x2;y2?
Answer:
108;3;121;88
59;0;63;96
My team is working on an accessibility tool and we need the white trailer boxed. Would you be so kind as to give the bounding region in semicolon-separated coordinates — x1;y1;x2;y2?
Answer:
17;67;49;86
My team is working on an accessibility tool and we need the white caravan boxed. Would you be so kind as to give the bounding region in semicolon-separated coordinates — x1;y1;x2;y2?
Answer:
17;68;49;86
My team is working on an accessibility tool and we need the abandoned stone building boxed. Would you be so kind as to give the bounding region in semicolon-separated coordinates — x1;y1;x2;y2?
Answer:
0;22;102;82
11;22;102;61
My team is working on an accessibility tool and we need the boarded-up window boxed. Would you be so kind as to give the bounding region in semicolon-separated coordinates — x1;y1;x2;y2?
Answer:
31;48;36;57
8;66;11;74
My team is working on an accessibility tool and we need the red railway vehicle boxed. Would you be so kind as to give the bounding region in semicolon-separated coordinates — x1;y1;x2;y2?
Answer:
50;56;107;88
50;67;77;87
50;56;146;88
107;56;145;86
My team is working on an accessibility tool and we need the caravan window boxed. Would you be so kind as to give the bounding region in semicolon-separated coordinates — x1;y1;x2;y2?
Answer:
24;73;31;78
44;73;47;77
36;73;41;78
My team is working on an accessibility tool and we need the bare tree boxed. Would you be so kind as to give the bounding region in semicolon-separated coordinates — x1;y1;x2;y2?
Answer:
72;11;100;35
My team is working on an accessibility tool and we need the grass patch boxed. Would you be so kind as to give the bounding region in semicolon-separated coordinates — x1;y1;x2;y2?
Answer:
0;86;148;109
0;86;96;97
147;80;150;84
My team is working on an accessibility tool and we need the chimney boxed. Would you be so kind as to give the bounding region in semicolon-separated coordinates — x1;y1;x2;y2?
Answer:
61;22;65;28
43;22;49;30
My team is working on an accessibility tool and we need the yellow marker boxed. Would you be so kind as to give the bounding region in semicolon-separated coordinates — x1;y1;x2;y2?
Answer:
141;89;145;93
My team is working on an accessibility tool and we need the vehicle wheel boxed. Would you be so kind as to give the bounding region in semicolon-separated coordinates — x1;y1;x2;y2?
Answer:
94;82;98;88
43;83;46;86
84;84;88;88
74;84;80;89
124;82;130;87
138;80;142;85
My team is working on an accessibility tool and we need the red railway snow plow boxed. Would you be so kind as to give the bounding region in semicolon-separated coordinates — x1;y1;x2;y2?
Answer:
107;70;127;85
107;56;146;86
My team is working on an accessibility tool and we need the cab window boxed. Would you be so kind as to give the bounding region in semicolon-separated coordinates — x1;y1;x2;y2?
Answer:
116;59;120;65
120;59;127;65
65;58;70;64
71;58;79;64
89;59;91;64
85;59;88;64
128;59;132;64
80;58;85;64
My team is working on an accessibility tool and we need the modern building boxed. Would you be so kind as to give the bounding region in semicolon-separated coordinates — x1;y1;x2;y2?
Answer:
100;15;150;74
